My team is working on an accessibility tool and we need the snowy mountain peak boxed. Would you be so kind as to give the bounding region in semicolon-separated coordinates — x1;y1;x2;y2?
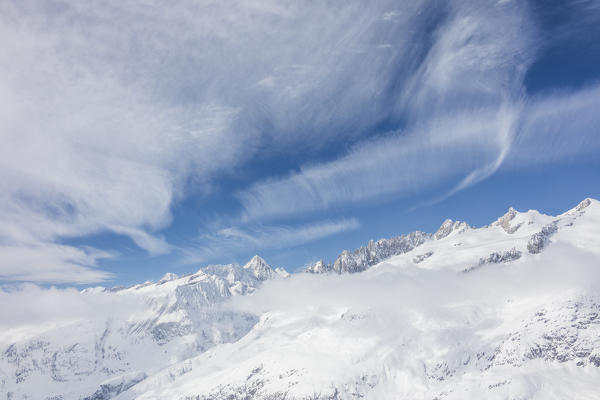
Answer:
159;272;178;283
320;231;431;274
498;206;517;222
575;197;592;212
560;198;598;217
305;260;332;274
243;255;274;281
434;219;469;240
495;206;521;234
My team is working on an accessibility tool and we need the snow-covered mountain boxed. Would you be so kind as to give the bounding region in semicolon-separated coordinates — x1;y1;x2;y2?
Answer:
306;231;431;274
307;198;595;275
0;256;286;399
2;199;600;399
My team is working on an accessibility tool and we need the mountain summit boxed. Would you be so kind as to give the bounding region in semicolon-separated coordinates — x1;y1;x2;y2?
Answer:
243;255;274;281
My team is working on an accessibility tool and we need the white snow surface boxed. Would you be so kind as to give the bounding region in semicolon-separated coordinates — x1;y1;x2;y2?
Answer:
2;199;600;399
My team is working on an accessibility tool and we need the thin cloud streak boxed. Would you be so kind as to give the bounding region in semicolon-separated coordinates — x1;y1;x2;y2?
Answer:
238;79;600;222
508;83;600;166
183;218;360;265
238;105;522;222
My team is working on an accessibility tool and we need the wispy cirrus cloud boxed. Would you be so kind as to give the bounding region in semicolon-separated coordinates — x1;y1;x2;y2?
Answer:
237;0;534;221
235;1;600;222
1;0;597;283
236;79;600;223
0;0;432;282
508;83;600;166
238;108;519;221
183;219;360;264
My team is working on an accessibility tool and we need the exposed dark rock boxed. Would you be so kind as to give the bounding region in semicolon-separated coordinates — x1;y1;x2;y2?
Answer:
495;208;522;234
83;371;147;400
463;248;522;272
305;260;333;274
434;219;469;240
576;198;592;212
306;231;431;274
332;231;430;274
527;223;558;254
413;251;434;264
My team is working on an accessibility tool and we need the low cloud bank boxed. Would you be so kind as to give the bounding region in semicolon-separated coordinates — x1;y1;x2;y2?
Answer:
228;242;600;319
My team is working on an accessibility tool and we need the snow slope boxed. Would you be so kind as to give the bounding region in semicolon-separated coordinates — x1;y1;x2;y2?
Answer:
0;256;286;399
2;199;600;399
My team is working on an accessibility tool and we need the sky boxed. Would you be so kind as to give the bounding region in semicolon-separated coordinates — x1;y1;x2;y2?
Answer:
0;0;599;287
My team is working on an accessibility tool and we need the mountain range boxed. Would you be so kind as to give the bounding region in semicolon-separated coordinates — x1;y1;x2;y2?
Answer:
1;198;599;399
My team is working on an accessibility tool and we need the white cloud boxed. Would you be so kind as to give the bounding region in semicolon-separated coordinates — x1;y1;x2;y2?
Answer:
0;244;113;284
238;105;520;221
0;0;433;282
0;284;148;343
1;0;596;282
184;219;360;264
236;0;600;222
236;0;535;221
0;3;249;281
507;83;600;166
229;242;600;318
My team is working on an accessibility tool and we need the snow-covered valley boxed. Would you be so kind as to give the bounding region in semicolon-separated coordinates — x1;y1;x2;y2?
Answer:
2;198;600;399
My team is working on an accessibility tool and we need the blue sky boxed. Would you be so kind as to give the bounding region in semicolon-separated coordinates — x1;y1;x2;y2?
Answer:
0;0;599;286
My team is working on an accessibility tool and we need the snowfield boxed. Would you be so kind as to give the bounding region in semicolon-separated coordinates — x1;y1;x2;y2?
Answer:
1;198;600;399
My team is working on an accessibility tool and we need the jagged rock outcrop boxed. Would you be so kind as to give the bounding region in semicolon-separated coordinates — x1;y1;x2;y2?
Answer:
576;198;592;212
305;260;332;274
464;247;522;272
495;207;522;234
479;247;522;264
434;219;469;240
306;231;430;274
84;371;147;400
413;251;434;264
527;223;558;254
332;231;430;274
